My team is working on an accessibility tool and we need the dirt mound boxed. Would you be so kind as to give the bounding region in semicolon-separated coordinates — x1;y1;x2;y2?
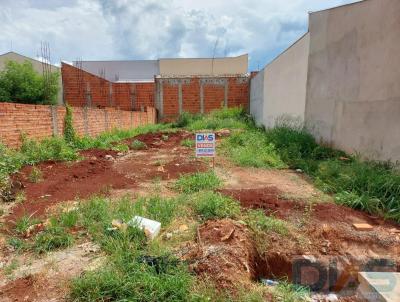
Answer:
126;131;192;150
185;219;260;289
219;187;298;219
6;149;136;225
115;130;207;183
115;155;207;182
0;275;42;302
219;187;400;294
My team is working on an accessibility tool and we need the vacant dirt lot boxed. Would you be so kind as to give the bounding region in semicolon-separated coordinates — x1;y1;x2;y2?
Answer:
0;130;399;301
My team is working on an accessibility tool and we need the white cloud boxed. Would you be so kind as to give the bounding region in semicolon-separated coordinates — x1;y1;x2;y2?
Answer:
0;0;360;70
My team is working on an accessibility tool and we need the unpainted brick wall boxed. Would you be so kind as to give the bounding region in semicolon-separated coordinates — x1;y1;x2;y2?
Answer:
62;63;155;111
156;76;249;121
0;102;156;148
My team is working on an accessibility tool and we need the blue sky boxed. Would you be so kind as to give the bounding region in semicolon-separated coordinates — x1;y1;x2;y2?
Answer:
0;0;360;71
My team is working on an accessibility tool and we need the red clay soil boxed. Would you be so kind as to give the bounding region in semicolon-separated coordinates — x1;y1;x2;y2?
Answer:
125;131;193;150
219;187;400;227
6;149;136;226
186;219;261;289
115;130;208;182
5;132;203;227
0;275;41;301
219;187;400;296
115;156;207;182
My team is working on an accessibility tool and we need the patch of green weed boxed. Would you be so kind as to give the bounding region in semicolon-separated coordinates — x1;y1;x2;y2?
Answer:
181;138;195;148
174;171;221;194
131;139;147;150
14;214;40;235
7;237;28;251
34;225;74;253
272;280;310;302
28;166;43;183
223;130;286;169
191;191;241;220
245;210;289;236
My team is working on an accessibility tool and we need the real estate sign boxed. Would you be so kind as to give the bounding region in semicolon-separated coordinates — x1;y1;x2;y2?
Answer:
195;133;215;157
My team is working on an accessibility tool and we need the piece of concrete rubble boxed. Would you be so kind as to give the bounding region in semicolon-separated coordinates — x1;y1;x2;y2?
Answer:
164;232;173;240
178;224;189;232
105;155;114;160
129;216;161;240
353;223;373;231
216;129;231;137
111;219;127;232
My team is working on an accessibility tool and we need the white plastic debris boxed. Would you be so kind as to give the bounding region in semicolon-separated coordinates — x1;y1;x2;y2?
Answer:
326;293;338;302
261;279;279;286
128;216;161;240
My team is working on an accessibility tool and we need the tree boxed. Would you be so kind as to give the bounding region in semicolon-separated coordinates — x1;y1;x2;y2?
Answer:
0;60;59;105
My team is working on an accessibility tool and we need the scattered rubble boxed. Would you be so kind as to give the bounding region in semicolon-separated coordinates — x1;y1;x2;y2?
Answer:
184;219;260;289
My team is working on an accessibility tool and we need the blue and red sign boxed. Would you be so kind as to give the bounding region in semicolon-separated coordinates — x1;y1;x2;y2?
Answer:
195;133;215;157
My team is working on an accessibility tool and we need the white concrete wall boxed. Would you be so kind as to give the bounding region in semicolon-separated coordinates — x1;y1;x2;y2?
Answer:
250;34;309;128
249;71;264;126
305;0;400;161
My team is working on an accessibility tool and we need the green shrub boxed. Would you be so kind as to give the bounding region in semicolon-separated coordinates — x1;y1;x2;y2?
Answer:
0;60;59;105
20;135;78;165
191;191;241;220
174;171;221;194
131;139;147;150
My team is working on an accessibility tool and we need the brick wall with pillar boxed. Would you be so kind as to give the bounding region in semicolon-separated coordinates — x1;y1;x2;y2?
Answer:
155;75;249;122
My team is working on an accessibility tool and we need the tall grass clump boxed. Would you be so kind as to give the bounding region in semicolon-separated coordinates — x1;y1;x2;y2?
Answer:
263;120;344;173
176;107;249;131
69;194;202;302
316;159;400;220
190;191;241;220
70;259;194;302
273;281;310;302
223;130;286;169
245;209;289;236
20;135;78;165
34;225;74;253
174;171;221;193
72;123;169;150
261;120;400;222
